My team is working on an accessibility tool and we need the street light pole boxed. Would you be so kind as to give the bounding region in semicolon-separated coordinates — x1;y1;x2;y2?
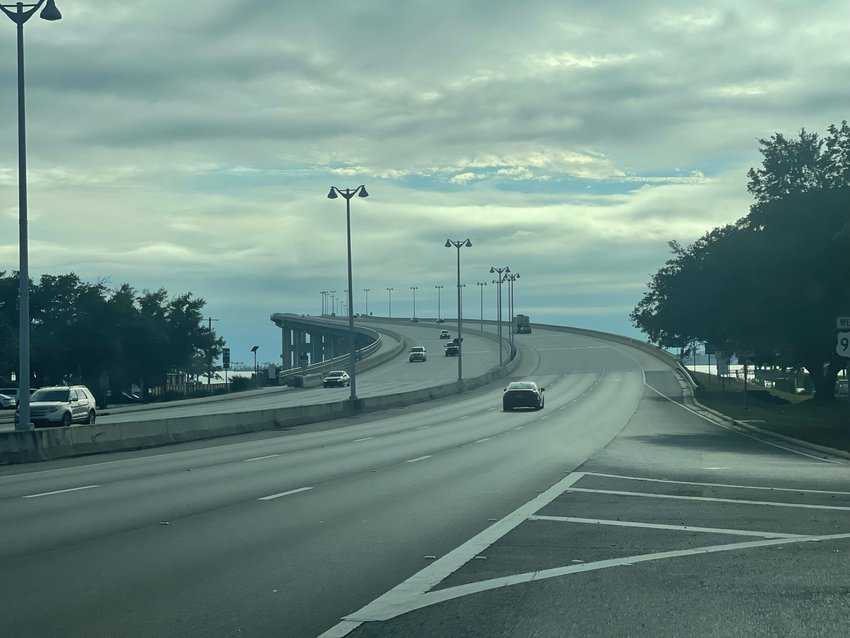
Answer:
327;184;369;403
506;273;519;348
445;238;472;381
363;288;370;316
2;0;61;431
329;290;337;316
409;286;418;320
435;284;443;321
476;282;487;334
489;266;510;366
386;287;394;318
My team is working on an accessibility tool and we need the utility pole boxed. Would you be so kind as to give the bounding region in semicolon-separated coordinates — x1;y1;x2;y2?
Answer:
435;284;444;321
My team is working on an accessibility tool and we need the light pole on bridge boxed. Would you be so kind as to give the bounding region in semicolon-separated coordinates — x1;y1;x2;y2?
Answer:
327;184;369;403
445;238;472;381
386;287;394;318
490;266;510;367
409;286;419;320
476;282;487;334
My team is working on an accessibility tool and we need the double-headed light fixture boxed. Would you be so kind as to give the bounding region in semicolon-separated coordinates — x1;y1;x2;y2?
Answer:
2;0;62;431
446;238;472;381
327;184;369;402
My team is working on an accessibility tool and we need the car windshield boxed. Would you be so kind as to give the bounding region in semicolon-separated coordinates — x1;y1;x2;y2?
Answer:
411;347;425;352
326;371;345;376
508;382;536;391
31;389;70;402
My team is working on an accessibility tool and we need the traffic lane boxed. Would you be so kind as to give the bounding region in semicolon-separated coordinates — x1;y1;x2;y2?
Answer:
0;368;642;638
0;369;604;558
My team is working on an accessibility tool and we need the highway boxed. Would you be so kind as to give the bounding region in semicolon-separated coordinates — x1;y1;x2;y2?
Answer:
1;323;848;637
0;320;500;429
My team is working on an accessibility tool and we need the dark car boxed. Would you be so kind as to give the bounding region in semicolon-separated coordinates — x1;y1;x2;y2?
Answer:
444;343;459;356
322;370;351;387
502;381;544;411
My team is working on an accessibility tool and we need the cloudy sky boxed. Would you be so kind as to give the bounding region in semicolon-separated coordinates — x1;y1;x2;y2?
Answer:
1;0;849;364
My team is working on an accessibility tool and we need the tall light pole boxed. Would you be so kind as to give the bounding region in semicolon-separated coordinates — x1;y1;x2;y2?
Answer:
343;289;349;318
327;184;369;403
329;290;337;316
363;288;370;316
250;345;259;383
386;287;394;318
409;286;419;320
435;284;444;322
320;290;328;316
2;0;61;431
506;273;520;347
476;282;487;334
445;238;472;381
490;266;510;366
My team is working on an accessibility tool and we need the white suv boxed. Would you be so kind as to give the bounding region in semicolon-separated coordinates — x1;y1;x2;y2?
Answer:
17;385;97;427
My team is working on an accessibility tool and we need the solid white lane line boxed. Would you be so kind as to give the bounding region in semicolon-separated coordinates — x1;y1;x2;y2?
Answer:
257;486;313;501
354;437;374;442
527;515;805;539
325;472;585;631
644;383;840;464
406;456;432;463
565;487;850;511
378;531;850;621
243;454;280;462
23;484;100;499
583;471;850;496
475;438;491;444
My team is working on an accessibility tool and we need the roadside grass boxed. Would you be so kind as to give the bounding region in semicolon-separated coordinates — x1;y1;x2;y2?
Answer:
692;371;850;453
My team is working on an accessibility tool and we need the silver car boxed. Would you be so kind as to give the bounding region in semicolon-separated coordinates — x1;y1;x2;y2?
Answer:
0;388;17;410
16;385;97;427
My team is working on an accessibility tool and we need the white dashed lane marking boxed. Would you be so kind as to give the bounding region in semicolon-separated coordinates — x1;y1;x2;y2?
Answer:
23;485;100;499
257;486;313;501
406;455;432;463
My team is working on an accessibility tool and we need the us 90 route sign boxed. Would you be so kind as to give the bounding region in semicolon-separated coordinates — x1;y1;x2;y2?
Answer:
837;331;850;358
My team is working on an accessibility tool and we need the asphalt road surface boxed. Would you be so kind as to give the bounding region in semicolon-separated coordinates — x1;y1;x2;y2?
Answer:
1;325;848;638
0;320;500;429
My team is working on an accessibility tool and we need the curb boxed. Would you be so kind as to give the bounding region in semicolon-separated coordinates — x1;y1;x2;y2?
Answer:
689;395;850;462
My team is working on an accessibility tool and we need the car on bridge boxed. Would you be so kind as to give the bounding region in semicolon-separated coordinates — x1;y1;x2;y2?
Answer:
0;388;17;410
444;339;460;356
502;381;545;411
408;346;427;362
322;370;351;388
439;329;451;339
15;385;97;427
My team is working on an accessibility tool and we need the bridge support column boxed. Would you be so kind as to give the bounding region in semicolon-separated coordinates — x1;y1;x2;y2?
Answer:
310;333;320;365
281;323;292;370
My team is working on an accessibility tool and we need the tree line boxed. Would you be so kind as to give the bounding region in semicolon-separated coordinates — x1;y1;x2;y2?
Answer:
632;121;850;402
0;272;223;404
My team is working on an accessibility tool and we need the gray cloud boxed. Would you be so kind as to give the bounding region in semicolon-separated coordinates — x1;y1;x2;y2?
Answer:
1;0;848;356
